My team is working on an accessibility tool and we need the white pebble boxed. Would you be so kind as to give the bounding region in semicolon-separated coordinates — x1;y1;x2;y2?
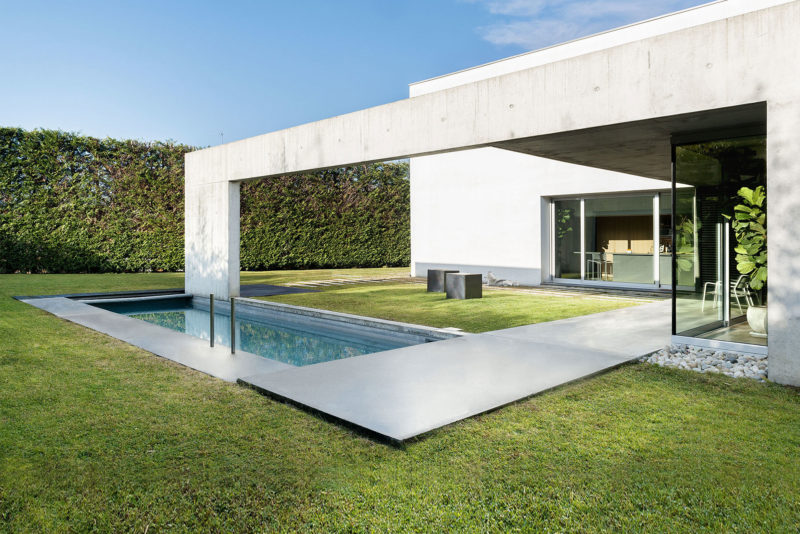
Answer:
642;345;767;382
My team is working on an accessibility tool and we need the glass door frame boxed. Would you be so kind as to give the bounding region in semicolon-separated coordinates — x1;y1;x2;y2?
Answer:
669;124;767;339
549;191;669;289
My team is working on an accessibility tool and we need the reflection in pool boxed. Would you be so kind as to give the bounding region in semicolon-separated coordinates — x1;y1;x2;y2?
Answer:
93;299;413;366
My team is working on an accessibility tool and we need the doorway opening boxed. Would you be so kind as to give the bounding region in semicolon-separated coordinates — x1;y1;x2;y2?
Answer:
672;133;767;348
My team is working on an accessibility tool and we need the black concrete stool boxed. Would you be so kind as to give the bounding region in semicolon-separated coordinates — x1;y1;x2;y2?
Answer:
427;269;458;292
445;273;482;299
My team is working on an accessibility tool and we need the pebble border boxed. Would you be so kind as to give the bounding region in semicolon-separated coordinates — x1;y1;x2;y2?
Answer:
641;344;768;382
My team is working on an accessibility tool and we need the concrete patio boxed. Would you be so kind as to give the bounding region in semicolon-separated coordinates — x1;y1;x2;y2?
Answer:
24;290;670;442
240;300;671;442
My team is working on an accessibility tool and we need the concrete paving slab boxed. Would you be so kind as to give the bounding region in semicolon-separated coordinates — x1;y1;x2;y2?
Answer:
23;296;110;318
23;295;670;442
487;300;672;358
241;302;670;442
241;335;632;442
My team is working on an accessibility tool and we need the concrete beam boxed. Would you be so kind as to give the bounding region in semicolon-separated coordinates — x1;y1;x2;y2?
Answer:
185;2;798;184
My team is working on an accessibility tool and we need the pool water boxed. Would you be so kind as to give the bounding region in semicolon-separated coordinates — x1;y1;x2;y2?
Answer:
92;298;413;366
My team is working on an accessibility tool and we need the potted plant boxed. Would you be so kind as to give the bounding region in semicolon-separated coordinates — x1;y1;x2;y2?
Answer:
728;185;767;336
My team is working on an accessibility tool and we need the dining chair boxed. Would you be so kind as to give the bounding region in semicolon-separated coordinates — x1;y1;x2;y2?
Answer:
730;274;754;312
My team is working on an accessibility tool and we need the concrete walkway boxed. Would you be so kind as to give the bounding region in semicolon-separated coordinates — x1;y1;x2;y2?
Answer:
23;293;670;442
241;300;671;442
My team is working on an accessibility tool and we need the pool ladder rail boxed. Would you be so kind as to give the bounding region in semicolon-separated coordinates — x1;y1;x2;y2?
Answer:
209;294;215;347
230;297;236;354
208;294;236;354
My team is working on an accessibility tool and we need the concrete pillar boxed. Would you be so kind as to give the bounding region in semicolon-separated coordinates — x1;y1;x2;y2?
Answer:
766;98;800;386
185;180;240;300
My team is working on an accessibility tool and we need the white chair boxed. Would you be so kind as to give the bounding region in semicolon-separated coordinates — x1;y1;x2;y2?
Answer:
701;280;722;312
730;274;754;312
603;253;613;281
586;253;602;280
702;275;754;313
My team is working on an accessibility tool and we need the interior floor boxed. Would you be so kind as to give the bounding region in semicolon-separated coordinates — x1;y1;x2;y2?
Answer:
675;295;767;347
698;322;767;346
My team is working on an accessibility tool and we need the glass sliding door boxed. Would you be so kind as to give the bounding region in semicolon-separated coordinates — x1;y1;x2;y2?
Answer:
660;188;699;290
553;199;581;279
584;196;655;284
552;194;668;287
672;134;767;345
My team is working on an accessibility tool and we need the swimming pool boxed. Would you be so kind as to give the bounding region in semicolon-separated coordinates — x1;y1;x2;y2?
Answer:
90;296;431;366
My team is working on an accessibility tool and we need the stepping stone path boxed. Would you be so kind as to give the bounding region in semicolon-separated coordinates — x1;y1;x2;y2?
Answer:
285;276;420;288
285;276;658;304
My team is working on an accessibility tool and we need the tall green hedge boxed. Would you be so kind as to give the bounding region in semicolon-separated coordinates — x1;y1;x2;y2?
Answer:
0;128;188;273
240;164;410;270
0;127;410;273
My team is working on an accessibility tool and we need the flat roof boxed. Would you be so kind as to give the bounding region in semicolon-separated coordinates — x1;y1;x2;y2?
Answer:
410;0;792;96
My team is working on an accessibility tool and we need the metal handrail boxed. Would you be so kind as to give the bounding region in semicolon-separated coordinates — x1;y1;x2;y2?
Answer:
230;297;236;354
209;294;215;347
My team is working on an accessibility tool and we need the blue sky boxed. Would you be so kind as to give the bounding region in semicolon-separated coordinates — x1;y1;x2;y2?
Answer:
1;0;704;147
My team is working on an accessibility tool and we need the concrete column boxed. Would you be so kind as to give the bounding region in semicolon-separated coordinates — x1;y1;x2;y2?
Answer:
766;98;800;386
185;180;240;300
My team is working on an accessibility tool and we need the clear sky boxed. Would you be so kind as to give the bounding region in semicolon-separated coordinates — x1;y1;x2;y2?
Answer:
1;0;705;147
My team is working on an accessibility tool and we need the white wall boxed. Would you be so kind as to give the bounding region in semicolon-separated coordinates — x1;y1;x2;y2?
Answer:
410;148;669;285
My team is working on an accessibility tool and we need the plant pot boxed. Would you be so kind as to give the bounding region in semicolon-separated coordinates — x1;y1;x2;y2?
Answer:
747;305;768;337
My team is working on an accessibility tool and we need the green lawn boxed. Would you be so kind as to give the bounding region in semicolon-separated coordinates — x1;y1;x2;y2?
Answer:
259;282;637;333
1;272;799;532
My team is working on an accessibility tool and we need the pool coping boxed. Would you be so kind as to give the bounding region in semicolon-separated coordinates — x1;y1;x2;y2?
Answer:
19;296;293;382
76;293;191;305
233;296;465;342
12;282;318;301
13;288;185;301
17;291;463;382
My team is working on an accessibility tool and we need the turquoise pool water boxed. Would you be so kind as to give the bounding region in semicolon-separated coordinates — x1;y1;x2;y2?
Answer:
92;298;412;366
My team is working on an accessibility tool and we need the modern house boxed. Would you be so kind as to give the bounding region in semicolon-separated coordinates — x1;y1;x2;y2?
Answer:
185;0;799;385
407;2;769;351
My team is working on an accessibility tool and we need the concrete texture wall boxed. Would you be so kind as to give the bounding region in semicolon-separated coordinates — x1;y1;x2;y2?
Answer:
185;181;240;299
185;2;797;184
408;0;793;97
409;148;669;285
766;99;800;384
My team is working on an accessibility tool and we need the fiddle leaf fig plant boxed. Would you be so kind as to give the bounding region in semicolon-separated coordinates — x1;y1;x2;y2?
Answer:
728;185;767;291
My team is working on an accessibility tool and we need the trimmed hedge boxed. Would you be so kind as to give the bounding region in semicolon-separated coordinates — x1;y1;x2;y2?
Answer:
240;164;409;270
0;127;410;273
0;128;188;273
